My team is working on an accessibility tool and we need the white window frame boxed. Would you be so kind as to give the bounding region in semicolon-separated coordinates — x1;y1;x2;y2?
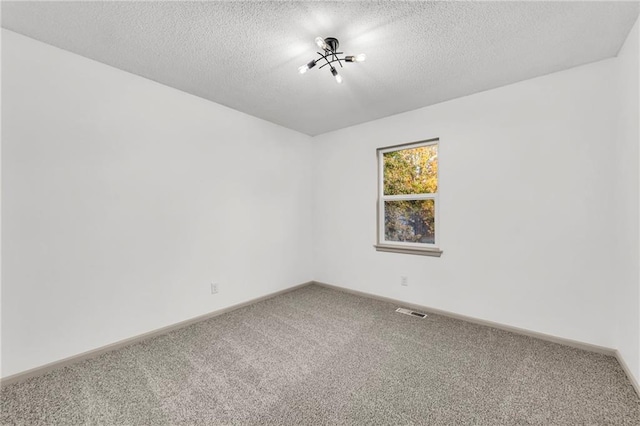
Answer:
375;138;442;257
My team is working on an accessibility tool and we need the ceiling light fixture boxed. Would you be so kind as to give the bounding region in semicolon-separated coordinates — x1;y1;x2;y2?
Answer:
298;36;365;84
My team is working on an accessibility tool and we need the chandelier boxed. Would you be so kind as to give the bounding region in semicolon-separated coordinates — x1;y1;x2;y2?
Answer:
298;37;366;84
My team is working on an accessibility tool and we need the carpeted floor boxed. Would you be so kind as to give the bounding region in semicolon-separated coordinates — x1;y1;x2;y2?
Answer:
1;284;639;425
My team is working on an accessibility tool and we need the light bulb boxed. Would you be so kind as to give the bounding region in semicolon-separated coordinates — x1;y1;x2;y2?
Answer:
355;53;366;62
315;36;328;50
331;67;343;84
298;60;316;74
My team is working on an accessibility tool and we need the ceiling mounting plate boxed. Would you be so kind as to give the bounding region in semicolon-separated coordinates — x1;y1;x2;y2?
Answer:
324;37;339;52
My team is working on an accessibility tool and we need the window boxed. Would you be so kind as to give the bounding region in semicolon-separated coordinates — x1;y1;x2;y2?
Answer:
375;139;442;256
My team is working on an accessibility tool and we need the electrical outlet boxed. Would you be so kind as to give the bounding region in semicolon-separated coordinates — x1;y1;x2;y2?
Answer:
211;283;219;294
400;276;408;286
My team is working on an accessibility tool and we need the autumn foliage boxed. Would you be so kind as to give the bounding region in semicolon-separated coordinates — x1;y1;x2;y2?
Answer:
383;145;438;243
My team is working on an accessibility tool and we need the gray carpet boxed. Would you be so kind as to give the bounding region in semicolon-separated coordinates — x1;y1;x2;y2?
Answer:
1;284;639;425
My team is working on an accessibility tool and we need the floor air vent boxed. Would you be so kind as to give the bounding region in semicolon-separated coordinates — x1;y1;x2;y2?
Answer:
396;308;428;318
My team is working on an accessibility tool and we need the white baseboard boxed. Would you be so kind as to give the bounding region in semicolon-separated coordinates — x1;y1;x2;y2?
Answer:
313;281;640;398
0;281;313;387
313;281;615;354
614;349;640;399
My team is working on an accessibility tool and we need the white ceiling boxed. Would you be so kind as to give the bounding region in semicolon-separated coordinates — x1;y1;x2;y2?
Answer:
2;1;639;136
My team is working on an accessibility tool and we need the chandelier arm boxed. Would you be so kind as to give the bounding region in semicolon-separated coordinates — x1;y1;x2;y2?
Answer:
316;51;344;69
316;51;335;71
331;50;344;68
318;57;350;69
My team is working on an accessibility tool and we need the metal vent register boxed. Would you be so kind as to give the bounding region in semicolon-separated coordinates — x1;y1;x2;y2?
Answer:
395;308;428;319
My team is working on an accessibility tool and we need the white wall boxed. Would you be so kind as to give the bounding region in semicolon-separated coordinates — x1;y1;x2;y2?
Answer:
313;57;620;349
1;30;313;378
614;17;640;384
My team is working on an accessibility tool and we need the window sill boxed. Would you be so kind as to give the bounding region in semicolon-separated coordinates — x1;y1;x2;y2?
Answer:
374;244;443;257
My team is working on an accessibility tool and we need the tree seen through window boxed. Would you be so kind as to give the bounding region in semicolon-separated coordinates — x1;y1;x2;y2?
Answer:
382;144;438;244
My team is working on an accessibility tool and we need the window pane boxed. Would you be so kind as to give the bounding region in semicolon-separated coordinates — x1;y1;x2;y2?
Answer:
384;199;435;244
383;145;438;195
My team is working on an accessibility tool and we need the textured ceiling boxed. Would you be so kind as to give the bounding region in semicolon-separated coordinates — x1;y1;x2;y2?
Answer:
2;1;639;136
